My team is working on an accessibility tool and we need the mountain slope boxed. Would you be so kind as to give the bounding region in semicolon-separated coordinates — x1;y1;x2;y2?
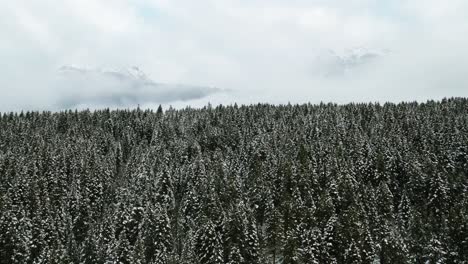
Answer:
56;65;221;108
313;47;390;77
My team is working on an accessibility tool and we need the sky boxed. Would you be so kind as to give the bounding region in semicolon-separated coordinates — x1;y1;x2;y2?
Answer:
1;0;468;111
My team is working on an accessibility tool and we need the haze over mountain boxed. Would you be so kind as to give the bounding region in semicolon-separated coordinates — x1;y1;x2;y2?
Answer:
55;65;221;109
313;47;390;78
52;46;390;110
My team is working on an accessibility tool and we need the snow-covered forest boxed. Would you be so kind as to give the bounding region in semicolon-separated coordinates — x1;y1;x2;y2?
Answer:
0;98;467;263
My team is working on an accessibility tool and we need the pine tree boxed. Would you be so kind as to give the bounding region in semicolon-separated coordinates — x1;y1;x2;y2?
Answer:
195;219;224;264
142;205;172;263
264;201;284;264
227;245;244;264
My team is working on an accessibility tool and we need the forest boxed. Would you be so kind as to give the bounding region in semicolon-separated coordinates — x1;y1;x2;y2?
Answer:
0;98;467;263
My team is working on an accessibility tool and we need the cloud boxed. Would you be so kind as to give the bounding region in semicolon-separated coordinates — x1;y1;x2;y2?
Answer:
0;0;467;111
54;66;220;109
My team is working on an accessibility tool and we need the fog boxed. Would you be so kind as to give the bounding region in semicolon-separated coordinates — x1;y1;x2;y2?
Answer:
1;0;467;111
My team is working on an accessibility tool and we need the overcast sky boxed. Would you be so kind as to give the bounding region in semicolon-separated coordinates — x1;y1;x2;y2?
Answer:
1;0;468;111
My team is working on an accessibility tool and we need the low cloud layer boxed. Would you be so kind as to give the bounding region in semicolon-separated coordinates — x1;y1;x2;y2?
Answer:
54;66;220;109
1;0;468;111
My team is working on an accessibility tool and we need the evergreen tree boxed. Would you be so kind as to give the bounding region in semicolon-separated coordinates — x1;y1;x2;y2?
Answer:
195;219;224;264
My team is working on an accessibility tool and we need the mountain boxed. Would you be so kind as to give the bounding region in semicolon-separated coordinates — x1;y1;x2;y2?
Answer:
313;47;390;77
56;65;221;108
59;65;152;83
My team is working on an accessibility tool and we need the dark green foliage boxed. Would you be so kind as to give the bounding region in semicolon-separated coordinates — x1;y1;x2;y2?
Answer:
0;98;467;263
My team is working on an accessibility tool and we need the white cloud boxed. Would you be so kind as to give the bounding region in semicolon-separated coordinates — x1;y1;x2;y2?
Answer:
0;0;467;111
